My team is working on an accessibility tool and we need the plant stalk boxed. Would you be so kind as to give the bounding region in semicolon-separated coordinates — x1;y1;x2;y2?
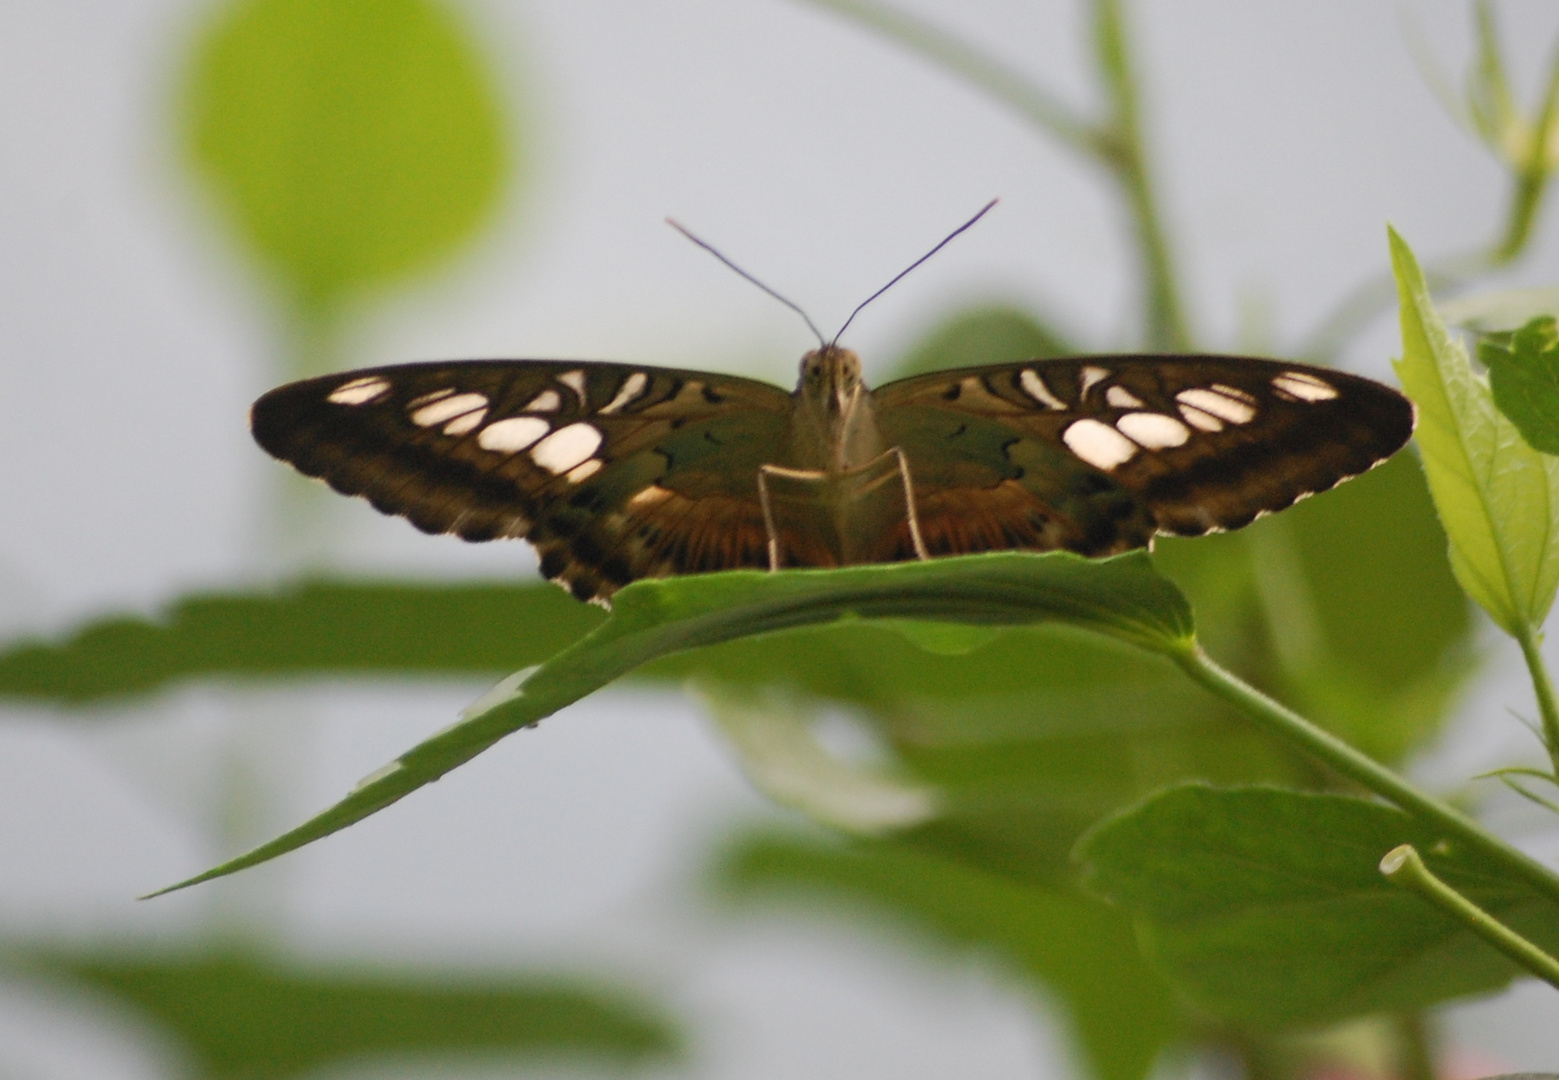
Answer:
1172;643;1559;908
791;0;1096;154
1514;623;1559;774
1491;28;1559;264
1382;844;1559;991
1091;0;1190;351
793;0;1191;351
1393;1012;1439;1080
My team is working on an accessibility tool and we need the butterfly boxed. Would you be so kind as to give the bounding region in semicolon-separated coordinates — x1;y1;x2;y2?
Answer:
251;346;1415;604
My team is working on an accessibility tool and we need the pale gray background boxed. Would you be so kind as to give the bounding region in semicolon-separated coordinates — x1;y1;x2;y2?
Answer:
2;1;1559;1077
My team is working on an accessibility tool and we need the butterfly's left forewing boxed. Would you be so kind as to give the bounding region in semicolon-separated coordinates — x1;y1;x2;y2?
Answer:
252;360;794;601
874;354;1415;555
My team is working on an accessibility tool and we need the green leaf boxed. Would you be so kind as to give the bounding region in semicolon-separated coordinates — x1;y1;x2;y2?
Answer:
665;613;1303;885
0;580;603;704
25;948;676;1079
1077;783;1559;1028
148;551;1193;893
889;304;1075;380
717;833;1179;1080
1389;227;1559;634
182;0;511;321
1484;316;1559;454
1243;452;1474;764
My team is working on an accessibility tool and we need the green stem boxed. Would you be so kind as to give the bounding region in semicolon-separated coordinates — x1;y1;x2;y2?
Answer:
1382;844;1559;991
1492;31;1559;264
1111;147;1188;351
1393;1012;1439;1080
1092;0;1190;351
1172;643;1559;908
790;0;1097;154
792;0;1191;351
1514;622;1559;774
1296;16;1559;360
1491;164;1551;265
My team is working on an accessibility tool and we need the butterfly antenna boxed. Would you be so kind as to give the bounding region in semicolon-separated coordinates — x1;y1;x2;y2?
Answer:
830;198;999;346
666;218;827;347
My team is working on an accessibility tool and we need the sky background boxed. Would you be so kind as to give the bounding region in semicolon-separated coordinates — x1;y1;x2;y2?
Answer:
3;1;1559;1077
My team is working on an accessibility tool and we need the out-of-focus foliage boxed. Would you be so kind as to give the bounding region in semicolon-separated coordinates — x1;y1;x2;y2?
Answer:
891;305;1075;378
142;550;1196;894
1077;784;1559;1027
183;0;511;330
15;948;677;1079
0;581;600;704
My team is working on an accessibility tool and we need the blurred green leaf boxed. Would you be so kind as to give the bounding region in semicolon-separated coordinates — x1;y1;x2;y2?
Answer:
1077;783;1559;1028
699;682;941;834
718;832;1179;1080
183;0;511;323
1483;316;1559;454
0;580;602;704
670;614;1299;885
26;948;676;1079
149;551;1193;893
1246;452;1473;764
1390;227;1559;635
889;304;1076;380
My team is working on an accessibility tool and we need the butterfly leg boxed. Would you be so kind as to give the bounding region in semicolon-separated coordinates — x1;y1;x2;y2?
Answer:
885;446;929;562
759;454;927;567
756;464;787;571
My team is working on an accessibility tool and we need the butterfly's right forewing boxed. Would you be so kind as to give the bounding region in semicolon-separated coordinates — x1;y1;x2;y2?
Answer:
252;360;795;600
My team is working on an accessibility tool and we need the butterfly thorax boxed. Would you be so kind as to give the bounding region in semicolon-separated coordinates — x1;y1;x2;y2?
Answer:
790;345;885;472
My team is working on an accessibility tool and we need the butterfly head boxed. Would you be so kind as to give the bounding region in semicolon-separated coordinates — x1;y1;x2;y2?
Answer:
798;344;866;415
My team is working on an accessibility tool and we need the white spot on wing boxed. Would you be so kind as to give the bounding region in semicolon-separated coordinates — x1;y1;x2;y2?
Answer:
565;459;603;484
1106;385;1145;409
1063;418;1138;470
599;372;649;415
629;484;673;507
1117;411;1191;449
523;389;562;412
1211;383;1257;404
442;408;487;436
328;376;391;405
1272;371;1339;401
407;388;455;408
477;416;550;453
1078;365;1111;396
1177;387;1256;425
1019;369;1067;410
530;422;603;474
557;369;588;399
411;392;488;427
1179;404;1224;431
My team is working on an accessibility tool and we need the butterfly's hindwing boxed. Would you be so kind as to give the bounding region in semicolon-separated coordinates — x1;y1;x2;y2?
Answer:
251;360;794;600
875;354;1415;547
